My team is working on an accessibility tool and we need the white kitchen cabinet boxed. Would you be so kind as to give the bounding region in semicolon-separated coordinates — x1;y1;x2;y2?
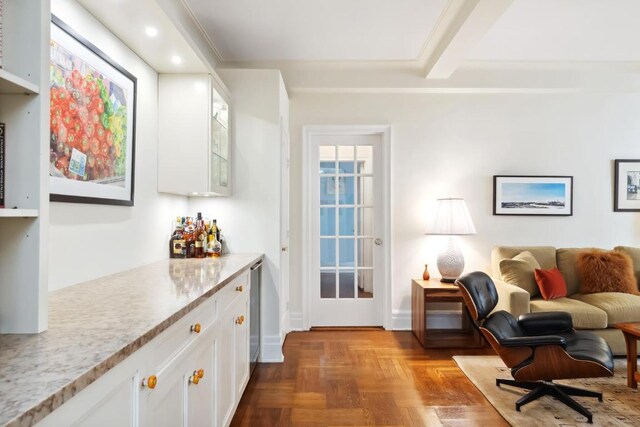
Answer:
36;350;144;427
0;0;50;333
158;73;231;196
234;294;251;403
36;266;255;427
186;335;215;427
143;327;216;427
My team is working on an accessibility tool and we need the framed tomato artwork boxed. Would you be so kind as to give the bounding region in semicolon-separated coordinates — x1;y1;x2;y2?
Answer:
49;15;136;206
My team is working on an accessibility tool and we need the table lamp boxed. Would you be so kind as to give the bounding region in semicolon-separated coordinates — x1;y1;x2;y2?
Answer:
425;198;476;283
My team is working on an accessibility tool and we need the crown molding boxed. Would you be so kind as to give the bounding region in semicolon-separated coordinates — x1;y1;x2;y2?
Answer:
179;0;225;65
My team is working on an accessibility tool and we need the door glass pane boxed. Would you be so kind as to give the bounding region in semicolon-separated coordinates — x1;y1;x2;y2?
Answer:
320;208;335;236
212;155;220;188
339;270;355;298
357;270;373;298
357;238;373;268
338;161;354;174
338;208;354;236
320;239;335;267
319;146;336;174
337;177;355;204
220;159;228;187
337;146;354;174
357;208;373;236
357;176;374;206
320;271;336;298
338;238;355;267
357;146;373;174
320;177;335;205
320;161;335;174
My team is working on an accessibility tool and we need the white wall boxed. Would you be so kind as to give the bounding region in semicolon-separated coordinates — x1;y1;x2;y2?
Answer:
289;92;640;328
49;0;188;290
189;69;286;362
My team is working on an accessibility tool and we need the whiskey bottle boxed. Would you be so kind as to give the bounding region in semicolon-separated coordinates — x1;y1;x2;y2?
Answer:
170;217;186;259
184;217;196;258
195;212;206;258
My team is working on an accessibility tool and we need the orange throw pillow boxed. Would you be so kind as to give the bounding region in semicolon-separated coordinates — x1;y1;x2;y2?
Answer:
534;268;568;300
576;250;638;294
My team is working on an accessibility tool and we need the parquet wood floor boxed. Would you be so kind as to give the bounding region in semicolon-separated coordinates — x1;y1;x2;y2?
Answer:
231;331;508;426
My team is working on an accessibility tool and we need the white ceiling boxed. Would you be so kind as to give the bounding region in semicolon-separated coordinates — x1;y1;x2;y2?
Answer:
183;0;448;61
469;0;640;62
77;0;207;73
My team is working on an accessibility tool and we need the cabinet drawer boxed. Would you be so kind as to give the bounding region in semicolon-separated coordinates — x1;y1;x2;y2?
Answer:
216;271;250;314
149;295;217;373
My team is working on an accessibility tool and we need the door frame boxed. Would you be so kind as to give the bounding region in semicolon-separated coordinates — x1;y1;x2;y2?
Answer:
302;125;392;330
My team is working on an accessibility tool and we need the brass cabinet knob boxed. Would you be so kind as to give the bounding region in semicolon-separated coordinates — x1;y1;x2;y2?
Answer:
190;323;201;333
143;375;158;389
235;315;245;325
236;285;243;292
190;369;204;384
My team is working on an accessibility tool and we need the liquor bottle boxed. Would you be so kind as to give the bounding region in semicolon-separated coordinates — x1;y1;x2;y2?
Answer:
184;217;195;258
207;222;215;258
195;212;206;258
170;217;186;259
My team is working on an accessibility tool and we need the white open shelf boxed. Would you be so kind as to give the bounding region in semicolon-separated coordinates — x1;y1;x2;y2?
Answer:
0;69;40;95
0;209;39;218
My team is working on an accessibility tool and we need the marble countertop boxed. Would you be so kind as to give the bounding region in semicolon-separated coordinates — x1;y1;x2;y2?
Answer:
0;254;263;427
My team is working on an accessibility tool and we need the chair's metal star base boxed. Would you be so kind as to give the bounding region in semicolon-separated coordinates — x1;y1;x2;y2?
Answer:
496;378;603;424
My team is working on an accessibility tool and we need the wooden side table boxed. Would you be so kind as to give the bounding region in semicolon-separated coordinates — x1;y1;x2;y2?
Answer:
411;278;484;348
614;322;640;388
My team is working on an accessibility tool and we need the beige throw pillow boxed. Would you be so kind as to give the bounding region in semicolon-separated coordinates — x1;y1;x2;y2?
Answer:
499;251;541;297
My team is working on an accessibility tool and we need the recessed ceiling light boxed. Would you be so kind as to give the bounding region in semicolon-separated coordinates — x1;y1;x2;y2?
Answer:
145;27;158;38
171;55;182;65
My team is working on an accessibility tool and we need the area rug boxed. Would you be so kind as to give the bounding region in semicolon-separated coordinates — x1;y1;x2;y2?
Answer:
454;356;640;426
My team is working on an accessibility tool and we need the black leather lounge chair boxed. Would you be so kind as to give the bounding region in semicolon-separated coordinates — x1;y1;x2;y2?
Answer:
456;271;614;424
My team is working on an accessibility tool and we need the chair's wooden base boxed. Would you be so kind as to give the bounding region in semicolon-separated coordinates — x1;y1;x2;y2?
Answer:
496;378;603;424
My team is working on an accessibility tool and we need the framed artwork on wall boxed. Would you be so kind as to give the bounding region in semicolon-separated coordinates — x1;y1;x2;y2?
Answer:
493;175;573;216
49;15;136;206
614;159;640;212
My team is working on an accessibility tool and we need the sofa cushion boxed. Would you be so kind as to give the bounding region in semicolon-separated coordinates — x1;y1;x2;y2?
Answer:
499;251;541;297
557;248;598;295
576;249;637;295
492;246;557;278
529;297;608;329
534;268;568;300
571;292;640;326
615;246;640;289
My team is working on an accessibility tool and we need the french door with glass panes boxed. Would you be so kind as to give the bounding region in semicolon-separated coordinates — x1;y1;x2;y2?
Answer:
309;133;384;326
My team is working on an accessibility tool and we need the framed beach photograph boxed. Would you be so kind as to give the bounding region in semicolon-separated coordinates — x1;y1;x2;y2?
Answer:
49;15;136;206
493;175;573;216
614;159;640;212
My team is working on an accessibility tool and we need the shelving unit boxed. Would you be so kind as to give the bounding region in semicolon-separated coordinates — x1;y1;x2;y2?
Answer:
0;69;41;95
0;209;39;218
0;0;51;333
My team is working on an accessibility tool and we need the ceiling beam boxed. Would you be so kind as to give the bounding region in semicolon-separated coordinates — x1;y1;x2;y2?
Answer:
422;0;513;80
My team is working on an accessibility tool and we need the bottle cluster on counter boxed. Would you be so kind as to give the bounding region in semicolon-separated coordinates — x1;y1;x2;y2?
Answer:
170;212;224;259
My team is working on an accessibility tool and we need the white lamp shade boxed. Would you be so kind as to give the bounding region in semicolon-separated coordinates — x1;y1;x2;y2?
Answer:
425;198;476;236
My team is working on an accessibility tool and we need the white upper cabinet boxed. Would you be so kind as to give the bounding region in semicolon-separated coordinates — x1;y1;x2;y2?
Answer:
158;73;231;196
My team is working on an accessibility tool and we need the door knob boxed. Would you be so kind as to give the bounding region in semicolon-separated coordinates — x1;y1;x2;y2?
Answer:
281;246;288;252
374;238;382;245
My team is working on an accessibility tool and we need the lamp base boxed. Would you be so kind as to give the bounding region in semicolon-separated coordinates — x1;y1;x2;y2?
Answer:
436;236;465;283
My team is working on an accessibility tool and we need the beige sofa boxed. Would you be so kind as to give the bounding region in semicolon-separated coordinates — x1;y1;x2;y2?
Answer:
491;246;640;355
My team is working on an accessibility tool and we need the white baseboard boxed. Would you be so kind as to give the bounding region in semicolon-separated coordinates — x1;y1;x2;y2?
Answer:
289;311;305;331
392;310;411;330
260;335;284;363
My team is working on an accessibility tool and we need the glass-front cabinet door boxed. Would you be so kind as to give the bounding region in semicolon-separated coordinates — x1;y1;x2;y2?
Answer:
210;87;229;194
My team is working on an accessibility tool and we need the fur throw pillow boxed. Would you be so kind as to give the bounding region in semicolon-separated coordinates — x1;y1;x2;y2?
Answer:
576;249;638;294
